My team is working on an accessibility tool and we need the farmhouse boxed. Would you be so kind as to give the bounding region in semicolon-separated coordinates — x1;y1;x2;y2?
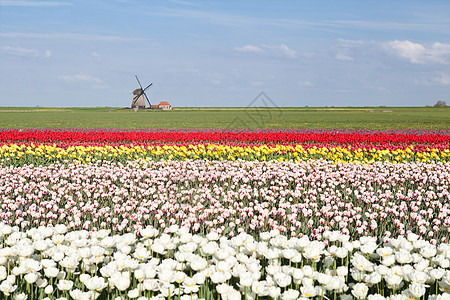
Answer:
158;101;172;110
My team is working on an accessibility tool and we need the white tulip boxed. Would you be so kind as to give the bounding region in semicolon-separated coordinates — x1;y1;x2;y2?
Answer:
385;274;403;288
334;247;349;259
159;282;175;297
158;269;174;284
140;227;156;238
36;277;48;288
274;272;292;287
281;289;300;300
408;271;428;284
407;282;426;298
112;272;131;291
216;283;232;295
69;289;94;300
173;271;187;284
127;288;140;299
14;292;27;300
366;272;382;285
24;272;39;284
351;282;369;299
420;245;437;258
301;285;316;298
54;224;67;234
190;257;207;271
5;275;15;284
360;241;377;254
260;232;271;241
0;224;12;235
151;242;166;254
0;266;8;281
292;268;304;280
251;280;269;296
351;253;374;272
52;251;65;262
52;234;65;246
84;276;108;291
210;271;228;284
201;241;218;255
192;272;206;285
142;279;159;291
59;256;78;270
336;266;349;277
376;247;393;258
144;266;157;279
302;265;314;278
438;258;450;269
56;279;74;291
239;271;253;287
316;272;332;286
183;277;199;293
206;231;220;241
0;280;16;296
34;239;49;251
44;285;53;294
428;268;445;281
12;265;27;276
325;276;346;291
119;244;132;255
134;268;145;281
231;235;245;247
134;247;150;260
268;285;281;298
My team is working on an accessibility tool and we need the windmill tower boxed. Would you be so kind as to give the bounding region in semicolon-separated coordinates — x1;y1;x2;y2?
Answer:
131;75;152;109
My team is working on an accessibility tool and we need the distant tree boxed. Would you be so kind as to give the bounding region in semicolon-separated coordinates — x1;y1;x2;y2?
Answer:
434;100;447;107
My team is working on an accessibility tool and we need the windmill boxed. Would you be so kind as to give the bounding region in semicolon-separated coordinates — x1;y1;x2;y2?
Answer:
131;75;153;109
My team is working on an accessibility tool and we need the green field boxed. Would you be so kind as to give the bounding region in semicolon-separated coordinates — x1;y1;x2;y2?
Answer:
0;107;449;129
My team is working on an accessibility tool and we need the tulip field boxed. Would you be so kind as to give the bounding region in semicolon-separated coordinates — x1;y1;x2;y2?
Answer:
0;128;449;299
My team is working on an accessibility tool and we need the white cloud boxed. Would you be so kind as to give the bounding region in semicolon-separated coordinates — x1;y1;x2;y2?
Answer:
332;39;367;61
431;73;450;85
1;45;52;57
422;73;450;86
59;73;102;84
91;52;101;59
235;45;264;54
235;43;296;58
1;0;72;6
335;53;354;61
385;40;450;64
269;44;296;58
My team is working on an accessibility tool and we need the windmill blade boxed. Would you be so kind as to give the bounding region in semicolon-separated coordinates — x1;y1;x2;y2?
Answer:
143;92;152;107
135;75;143;90
142;83;153;92
132;95;140;106
132;90;144;105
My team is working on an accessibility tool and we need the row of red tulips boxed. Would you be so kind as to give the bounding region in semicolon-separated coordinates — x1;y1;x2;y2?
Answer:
1;130;449;144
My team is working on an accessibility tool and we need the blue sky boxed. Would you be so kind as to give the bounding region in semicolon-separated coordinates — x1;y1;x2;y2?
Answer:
1;0;449;107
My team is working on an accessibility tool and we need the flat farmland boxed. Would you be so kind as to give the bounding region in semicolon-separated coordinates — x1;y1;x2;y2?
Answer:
1;106;450;299
0;106;449;129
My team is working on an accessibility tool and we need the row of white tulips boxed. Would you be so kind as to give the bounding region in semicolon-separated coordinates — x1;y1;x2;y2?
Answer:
1;223;449;299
